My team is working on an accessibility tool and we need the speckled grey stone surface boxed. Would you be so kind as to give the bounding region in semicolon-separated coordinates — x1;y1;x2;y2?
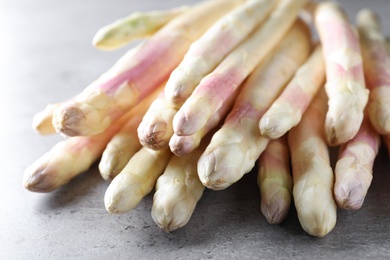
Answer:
1;0;390;259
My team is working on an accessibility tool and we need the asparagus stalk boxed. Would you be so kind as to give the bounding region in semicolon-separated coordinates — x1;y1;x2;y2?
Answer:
334;110;380;210
198;20;311;190
173;0;310;137
259;45;326;139
137;0;277;150
52;0;243;137
24;109;136;192
92;6;190;50
98;86;162;181
357;9;390;135
104;148;172;214
288;89;337;237
169;88;237;156
314;1;369;146
165;0;278;105
258;136;292;224
151;148;205;232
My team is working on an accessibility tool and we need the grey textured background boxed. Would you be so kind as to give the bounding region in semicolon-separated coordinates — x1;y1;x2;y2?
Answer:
1;0;390;259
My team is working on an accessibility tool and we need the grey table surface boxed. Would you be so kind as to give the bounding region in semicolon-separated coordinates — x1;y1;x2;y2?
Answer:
1;0;390;259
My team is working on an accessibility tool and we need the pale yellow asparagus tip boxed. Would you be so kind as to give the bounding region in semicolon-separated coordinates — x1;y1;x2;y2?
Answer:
93;6;190;50
32;103;60;135
293;150;337;237
98;134;141;181
152;149;204;232
104;148;172;214
258;137;292;224
289;89;337;237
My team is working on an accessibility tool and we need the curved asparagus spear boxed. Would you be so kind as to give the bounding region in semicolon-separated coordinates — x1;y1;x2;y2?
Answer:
314;1;369;146
173;0;309;137
258;136;292;224
98;86;162;181
104;147;172;214
357;9;390;135
334;110;380;210
288;89;337;237
198;20;311;190
138;0;277;150
52;0;243;137
151;148;205;232
259;45;325;139
92;6;190;50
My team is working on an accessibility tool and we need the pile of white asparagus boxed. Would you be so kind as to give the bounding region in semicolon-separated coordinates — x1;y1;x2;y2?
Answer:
23;0;390;237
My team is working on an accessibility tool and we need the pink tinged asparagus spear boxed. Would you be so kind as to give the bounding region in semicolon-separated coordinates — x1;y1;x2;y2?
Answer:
104;147;172;214
24;87;162;192
151;148;205;232
138;0;277;150
357;10;390;135
169;87;238;156
259;45;326;139
165;0;279;105
98;87;162;181
52;0;244;137
92;6;190;50
173;0;310;137
334;110;380;210
258;136;292;225
198;20;311;190
24;110;136;193
288;89;337;237
314;1;369;146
